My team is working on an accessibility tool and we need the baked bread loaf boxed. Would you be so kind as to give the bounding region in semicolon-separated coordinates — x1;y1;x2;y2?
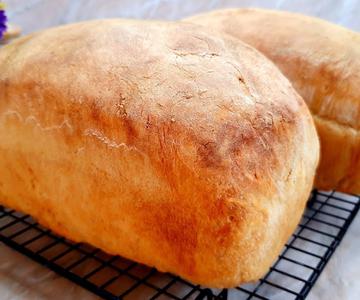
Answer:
185;8;360;193
0;19;319;287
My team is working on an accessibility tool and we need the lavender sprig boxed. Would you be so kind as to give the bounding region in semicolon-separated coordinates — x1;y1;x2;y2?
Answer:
0;3;7;40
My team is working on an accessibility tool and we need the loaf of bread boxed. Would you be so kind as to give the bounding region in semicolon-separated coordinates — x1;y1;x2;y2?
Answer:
185;8;360;194
0;19;319;287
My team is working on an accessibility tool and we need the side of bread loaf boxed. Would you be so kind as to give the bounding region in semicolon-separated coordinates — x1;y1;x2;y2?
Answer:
185;8;360;193
0;20;319;287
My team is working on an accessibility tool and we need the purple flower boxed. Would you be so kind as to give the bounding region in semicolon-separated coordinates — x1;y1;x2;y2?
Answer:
0;9;7;40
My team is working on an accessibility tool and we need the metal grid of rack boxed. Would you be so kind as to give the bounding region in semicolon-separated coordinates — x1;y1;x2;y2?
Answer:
0;190;359;299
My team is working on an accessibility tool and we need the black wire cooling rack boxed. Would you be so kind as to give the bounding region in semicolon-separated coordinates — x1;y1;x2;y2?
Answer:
0;190;359;299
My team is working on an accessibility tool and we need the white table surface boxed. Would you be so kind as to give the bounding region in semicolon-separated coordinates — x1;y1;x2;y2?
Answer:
1;0;360;299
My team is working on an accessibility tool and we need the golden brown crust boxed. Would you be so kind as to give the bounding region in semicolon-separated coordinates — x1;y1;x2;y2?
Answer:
185;8;360;193
0;19;319;287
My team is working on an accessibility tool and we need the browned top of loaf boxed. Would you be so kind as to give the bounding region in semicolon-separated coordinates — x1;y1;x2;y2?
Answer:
0;19;308;185
185;8;360;131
